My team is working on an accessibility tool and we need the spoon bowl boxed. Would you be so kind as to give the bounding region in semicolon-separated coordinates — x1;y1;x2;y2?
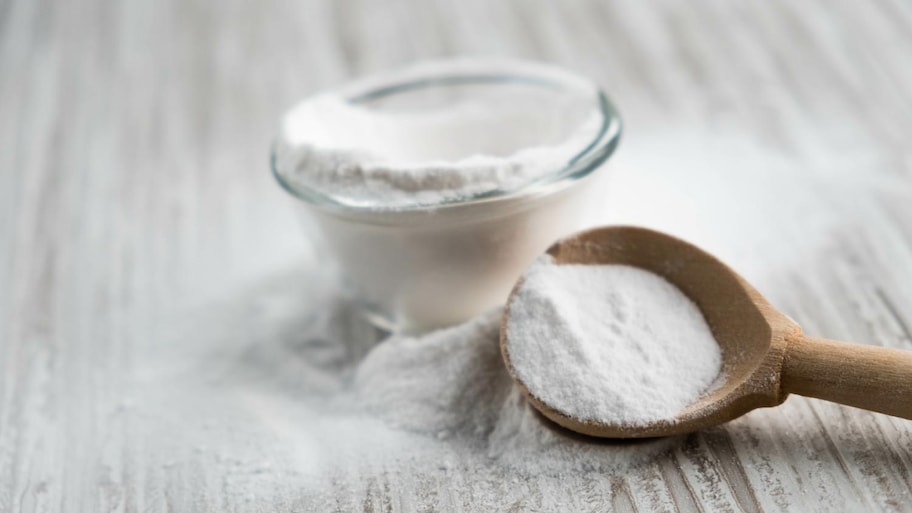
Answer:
501;226;912;438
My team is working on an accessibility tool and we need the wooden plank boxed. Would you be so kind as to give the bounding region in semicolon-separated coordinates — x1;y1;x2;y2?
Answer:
2;0;912;511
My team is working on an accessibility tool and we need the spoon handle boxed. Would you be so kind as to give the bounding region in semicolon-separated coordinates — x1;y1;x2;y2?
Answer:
781;334;912;419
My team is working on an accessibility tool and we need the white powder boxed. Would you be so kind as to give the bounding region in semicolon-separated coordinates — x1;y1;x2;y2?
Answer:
352;310;677;474
486;387;677;473
505;258;723;425
132;129;876;507
354;310;513;439
274;60;602;208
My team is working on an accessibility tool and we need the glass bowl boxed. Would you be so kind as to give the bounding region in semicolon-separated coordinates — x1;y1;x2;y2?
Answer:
272;59;621;333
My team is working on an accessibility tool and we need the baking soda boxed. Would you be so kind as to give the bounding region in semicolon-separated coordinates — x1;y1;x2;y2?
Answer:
274;60;602;209
506;258;723;425
353;310;677;474
136;130;867;507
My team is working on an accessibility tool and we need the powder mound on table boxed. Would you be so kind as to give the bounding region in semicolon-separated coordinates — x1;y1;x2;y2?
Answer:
487;387;679;475
353;310;678;475
354;310;513;439
505;257;723;426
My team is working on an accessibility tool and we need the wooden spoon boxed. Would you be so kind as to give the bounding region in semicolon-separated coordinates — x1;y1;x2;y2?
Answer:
500;225;912;438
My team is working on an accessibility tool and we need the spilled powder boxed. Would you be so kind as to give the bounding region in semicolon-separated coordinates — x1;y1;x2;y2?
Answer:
354;310;677;474
505;259;722;425
354;311;513;439
128;130;890;507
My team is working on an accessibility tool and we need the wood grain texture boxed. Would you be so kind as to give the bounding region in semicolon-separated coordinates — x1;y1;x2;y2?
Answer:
782;335;912;420
3;0;912;511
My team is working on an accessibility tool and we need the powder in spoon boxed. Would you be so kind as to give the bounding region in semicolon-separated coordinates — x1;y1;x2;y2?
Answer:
505;256;723;426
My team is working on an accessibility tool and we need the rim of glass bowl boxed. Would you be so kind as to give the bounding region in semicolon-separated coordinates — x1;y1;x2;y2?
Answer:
270;66;622;214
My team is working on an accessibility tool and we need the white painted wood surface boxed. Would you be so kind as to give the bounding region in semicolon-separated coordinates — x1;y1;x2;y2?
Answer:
3;0;912;510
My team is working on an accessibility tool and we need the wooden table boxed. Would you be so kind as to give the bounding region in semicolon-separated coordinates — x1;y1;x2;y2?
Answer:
3;0;912;510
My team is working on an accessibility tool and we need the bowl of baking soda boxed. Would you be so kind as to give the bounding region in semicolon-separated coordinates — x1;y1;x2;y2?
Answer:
272;58;621;333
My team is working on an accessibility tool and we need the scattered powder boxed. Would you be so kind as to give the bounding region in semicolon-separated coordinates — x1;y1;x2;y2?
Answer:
354;310;513;439
486;387;679;474
131;130;885;506
273;60;602;208
506;258;723;425
353;310;677;474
